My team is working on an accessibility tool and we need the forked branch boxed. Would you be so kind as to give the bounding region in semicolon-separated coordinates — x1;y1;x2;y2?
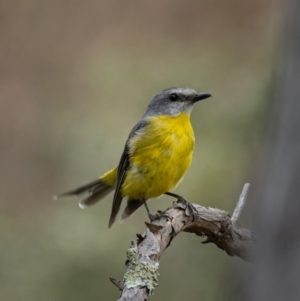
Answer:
110;184;255;301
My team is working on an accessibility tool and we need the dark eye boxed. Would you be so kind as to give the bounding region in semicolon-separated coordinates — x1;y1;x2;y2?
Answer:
169;93;178;101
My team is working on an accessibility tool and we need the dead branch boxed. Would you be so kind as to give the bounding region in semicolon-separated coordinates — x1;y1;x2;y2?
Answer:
111;184;255;301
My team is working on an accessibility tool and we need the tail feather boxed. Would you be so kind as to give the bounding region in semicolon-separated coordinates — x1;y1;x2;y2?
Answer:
54;178;114;208
79;184;114;208
54;179;101;198
120;199;144;223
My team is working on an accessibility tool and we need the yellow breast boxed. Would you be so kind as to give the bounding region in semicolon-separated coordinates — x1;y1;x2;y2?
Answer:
122;113;195;199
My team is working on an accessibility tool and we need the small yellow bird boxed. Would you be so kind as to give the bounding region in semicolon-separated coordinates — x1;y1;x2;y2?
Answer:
55;87;211;228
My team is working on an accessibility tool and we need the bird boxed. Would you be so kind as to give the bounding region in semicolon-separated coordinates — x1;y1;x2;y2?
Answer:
54;87;211;228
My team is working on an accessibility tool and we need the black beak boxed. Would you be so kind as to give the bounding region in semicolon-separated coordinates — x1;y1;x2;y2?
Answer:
192;93;211;102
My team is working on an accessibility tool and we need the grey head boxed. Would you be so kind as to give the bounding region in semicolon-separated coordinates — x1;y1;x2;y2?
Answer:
143;87;211;117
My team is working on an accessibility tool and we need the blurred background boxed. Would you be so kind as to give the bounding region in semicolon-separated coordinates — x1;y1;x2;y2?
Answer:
0;1;280;300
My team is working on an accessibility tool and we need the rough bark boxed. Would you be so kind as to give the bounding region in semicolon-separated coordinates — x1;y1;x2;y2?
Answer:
111;185;255;300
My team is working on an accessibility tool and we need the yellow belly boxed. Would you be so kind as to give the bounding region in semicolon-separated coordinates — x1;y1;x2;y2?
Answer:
121;113;195;199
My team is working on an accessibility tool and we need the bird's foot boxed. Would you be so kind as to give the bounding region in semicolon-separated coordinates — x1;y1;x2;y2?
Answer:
148;212;158;222
164;192;198;215
156;210;173;222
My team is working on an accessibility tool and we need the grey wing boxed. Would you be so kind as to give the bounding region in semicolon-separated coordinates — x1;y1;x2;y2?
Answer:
108;118;148;228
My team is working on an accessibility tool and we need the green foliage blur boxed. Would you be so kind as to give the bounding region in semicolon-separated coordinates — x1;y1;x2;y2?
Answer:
0;1;279;300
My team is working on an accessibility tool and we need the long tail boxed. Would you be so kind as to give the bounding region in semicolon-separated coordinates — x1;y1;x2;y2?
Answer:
54;167;117;208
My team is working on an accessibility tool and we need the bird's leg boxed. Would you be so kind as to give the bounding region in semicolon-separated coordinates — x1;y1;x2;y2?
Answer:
143;200;157;222
164;192;198;215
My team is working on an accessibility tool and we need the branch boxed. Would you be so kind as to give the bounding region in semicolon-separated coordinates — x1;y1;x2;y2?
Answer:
111;184;255;300
231;183;250;225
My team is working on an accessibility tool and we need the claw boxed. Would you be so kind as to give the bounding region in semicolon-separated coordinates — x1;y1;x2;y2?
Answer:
148;212;158;222
165;192;198;216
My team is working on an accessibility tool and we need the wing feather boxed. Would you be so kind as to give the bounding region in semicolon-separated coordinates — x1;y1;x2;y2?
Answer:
108;119;148;228
108;145;130;228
